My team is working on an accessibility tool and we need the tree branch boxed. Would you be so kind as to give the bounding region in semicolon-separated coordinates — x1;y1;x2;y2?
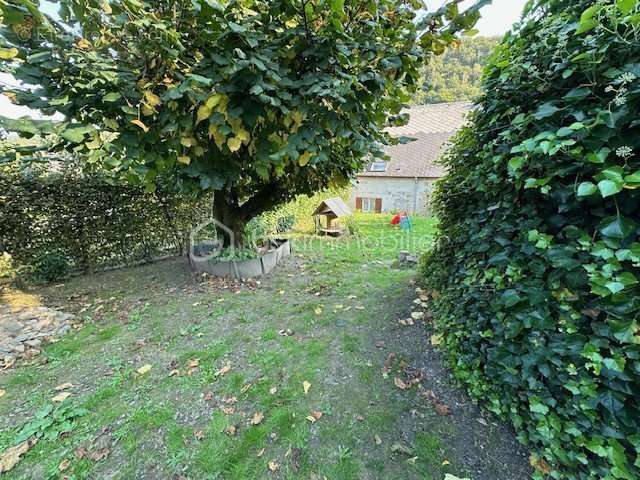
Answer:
239;183;290;220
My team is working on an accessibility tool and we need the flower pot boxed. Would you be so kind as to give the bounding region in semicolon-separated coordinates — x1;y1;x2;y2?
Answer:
189;240;292;279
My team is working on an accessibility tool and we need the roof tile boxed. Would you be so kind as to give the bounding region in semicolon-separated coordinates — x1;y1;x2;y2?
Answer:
359;102;471;178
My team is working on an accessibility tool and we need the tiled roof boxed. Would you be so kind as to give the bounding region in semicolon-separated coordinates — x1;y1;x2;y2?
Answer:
358;102;471;178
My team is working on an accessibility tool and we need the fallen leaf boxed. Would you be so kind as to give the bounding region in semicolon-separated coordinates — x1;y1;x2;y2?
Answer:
257;448;265;457
306;411;323;423
88;448;110;462
137;364;152;375
394;377;408;390
390;442;412;456
529;454;552;475
383;352;396;373
251;411;264;425
58;458;71;471
355;305;365;310
314;307;322;315
269;387;277;395
374;434;382;445
169;369;180;377
241;383;252;393
442;459;451;466
224;396;237;404
303;381;311;395
375;341;385;349
430;334;443;346
74;447;88;459
194;430;205;440
0;438;37;473
55;383;74;391
410;311;425;320
215;363;231;376
444;475;470;480
0;389;5;398
204;392;214;401
224;425;237;436
356;415;364;422
421;390;452;416
222;406;235;415
268;460;280;472
188;359;200;368
52;391;71;403
434;403;451;416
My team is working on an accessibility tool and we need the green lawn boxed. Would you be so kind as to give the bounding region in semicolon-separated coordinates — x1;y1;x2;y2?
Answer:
0;214;530;479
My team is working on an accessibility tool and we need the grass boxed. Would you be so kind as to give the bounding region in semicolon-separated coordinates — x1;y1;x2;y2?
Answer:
0;213;530;479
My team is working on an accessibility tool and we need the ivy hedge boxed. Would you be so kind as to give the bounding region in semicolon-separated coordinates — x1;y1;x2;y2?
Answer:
422;1;640;479
0;161;207;277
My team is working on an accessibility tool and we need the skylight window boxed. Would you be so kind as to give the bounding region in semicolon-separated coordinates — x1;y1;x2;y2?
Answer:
369;161;387;172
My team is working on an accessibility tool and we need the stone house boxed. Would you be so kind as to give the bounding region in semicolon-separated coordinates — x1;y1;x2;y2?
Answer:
351;102;470;215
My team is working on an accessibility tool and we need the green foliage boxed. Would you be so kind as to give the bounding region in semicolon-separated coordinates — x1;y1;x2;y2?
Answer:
343;215;361;236
32;251;70;283
15;403;88;444
0;0;483;243
414;36;500;104
422;2;640;479
259;185;350;234
0;160;208;276
0;252;14;279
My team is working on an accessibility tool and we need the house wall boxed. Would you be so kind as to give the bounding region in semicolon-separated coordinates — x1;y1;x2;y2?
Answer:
350;177;437;215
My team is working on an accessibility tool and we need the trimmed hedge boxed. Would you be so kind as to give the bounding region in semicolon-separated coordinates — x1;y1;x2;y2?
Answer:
0;161;208;276
422;1;640;479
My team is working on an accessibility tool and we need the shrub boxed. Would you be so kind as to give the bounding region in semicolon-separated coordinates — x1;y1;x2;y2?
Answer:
422;2;640;479
275;214;296;234
32;252;70;283
0;160;208;276
257;186;351;234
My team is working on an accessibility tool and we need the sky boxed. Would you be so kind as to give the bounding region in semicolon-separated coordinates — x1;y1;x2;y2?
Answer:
0;0;528;120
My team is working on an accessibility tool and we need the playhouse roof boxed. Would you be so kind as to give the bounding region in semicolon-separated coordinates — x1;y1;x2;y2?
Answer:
312;197;352;218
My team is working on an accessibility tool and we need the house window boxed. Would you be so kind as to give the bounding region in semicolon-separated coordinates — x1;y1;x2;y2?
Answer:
369;161;387;172
357;197;382;213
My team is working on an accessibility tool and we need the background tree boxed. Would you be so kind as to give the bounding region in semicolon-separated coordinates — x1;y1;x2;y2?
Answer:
413;35;499;104
0;0;484;245
423;0;640;478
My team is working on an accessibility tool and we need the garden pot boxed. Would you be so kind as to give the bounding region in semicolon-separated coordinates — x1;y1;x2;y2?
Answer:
189;239;291;279
261;249;278;273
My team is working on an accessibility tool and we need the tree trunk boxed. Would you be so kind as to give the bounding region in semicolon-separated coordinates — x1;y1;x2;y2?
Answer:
213;190;247;248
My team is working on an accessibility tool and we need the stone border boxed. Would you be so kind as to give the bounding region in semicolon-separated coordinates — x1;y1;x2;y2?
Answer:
1;305;77;369
189;239;291;279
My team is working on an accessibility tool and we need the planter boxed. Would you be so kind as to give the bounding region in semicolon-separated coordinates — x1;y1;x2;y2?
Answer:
190;239;291;279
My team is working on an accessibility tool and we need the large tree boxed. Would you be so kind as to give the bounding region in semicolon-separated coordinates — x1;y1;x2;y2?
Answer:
0;0;483;245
